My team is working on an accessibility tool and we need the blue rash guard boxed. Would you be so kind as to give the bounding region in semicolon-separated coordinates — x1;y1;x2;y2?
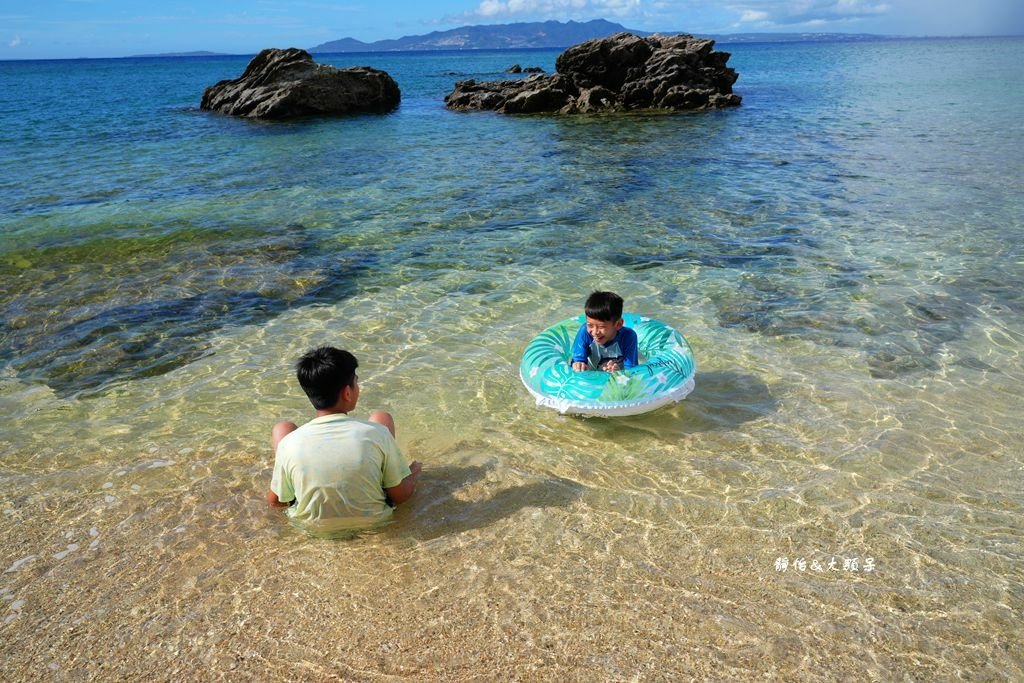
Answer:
571;325;639;370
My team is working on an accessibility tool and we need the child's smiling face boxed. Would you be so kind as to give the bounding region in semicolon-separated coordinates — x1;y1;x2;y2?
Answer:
585;316;623;345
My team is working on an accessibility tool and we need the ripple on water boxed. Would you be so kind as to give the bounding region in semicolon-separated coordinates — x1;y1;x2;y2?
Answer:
1;39;1023;680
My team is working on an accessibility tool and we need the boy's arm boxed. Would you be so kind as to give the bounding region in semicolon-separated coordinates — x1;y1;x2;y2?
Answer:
570;325;590;370
385;461;422;506
266;490;293;507
623;328;640;368
268;441;296;508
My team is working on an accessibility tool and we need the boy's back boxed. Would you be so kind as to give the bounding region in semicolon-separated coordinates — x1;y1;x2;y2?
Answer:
272;413;410;534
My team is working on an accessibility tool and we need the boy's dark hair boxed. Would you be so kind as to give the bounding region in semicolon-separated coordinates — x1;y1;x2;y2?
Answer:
295;346;358;410
585;291;624;322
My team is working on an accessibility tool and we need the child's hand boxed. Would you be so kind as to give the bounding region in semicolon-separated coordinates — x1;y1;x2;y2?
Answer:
598;360;622;372
572;361;588;372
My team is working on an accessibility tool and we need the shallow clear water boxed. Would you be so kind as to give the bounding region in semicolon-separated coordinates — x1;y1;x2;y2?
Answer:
1;39;1023;679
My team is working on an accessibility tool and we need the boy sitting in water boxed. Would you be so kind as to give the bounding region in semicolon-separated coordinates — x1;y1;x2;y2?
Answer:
267;346;421;534
571;291;639;373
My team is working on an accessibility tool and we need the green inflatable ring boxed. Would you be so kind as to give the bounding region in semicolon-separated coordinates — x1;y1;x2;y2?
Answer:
520;313;696;417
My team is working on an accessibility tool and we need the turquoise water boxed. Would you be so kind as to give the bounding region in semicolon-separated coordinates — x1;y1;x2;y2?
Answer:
1;38;1023;679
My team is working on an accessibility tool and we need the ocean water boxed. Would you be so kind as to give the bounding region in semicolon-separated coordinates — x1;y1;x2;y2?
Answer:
1;38;1022;679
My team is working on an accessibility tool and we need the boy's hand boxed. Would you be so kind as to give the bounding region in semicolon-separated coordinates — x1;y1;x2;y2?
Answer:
598;360;622;372
386;461;422;506
572;361;588;372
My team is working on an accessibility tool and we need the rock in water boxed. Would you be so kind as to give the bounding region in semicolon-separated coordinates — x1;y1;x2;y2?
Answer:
445;33;740;114
201;48;400;119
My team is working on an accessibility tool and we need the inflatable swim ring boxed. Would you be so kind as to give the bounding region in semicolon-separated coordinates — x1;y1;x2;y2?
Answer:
520;313;696;417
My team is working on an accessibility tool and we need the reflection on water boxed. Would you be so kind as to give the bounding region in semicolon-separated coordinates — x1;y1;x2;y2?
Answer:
3;264;1023;677
2;38;1024;679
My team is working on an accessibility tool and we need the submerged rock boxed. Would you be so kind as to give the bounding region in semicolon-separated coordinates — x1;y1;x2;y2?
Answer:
446;32;740;114
201;48;400;119
505;64;544;73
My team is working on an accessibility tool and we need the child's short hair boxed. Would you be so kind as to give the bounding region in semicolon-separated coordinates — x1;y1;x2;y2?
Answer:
585;291;624;322
295;346;358;410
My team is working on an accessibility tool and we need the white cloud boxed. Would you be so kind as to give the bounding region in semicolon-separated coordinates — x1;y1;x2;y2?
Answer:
726;0;894;29
9;34;21;48
478;0;504;16
464;0;642;21
739;10;770;22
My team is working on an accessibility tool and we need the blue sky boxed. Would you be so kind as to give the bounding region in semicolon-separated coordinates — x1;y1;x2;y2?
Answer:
3;0;1023;60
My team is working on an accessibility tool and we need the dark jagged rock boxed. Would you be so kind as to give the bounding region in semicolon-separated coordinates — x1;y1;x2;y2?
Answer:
446;32;740;115
201;48;400;119
505;64;544;73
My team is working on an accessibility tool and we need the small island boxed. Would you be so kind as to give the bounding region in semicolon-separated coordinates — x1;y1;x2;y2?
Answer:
446;32;740;115
200;48;401;120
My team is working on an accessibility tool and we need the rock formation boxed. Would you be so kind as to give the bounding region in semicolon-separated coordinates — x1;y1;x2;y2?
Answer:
505;64;545;74
201;48;400;120
446;33;740;115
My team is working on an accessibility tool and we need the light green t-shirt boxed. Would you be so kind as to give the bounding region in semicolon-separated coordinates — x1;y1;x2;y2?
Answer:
271;414;411;535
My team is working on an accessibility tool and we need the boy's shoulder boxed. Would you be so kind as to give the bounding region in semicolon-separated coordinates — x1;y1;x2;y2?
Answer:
279;415;391;455
284;414;376;441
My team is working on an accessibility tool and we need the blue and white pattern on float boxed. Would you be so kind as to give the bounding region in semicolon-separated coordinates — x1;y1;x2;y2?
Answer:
520;313;696;417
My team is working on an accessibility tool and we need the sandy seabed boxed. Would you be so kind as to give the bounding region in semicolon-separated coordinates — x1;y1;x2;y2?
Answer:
2;436;1020;682
3;285;1023;681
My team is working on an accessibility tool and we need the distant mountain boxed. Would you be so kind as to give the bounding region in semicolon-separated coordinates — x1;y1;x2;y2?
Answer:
310;19;637;53
308;19;896;54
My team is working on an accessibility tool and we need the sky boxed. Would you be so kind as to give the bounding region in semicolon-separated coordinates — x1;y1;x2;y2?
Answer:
3;0;1023;60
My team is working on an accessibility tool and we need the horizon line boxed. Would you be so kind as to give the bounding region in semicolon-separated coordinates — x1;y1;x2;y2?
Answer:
3;31;1021;63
